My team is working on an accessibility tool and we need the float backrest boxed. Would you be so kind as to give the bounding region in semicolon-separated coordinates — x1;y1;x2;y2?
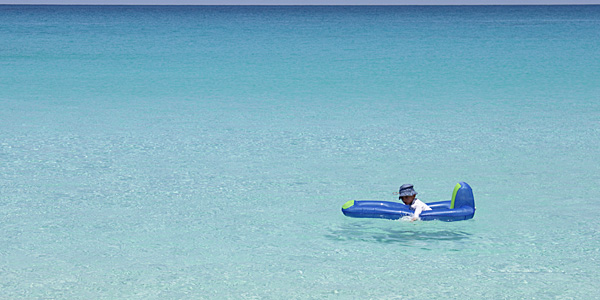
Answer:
450;182;475;209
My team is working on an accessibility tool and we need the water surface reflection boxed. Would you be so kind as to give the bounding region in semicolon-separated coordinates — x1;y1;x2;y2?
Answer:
326;221;472;246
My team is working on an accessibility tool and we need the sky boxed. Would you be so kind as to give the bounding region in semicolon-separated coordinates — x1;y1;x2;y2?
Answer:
1;0;600;4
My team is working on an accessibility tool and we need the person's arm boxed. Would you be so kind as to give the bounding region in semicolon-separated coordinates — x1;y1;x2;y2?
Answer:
411;206;423;221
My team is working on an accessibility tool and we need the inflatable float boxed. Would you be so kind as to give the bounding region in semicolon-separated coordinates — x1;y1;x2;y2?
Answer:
341;182;475;222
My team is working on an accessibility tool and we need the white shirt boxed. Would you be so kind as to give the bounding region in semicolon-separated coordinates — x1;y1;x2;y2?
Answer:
411;199;432;219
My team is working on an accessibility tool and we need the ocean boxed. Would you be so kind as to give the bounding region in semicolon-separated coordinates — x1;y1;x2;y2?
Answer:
1;5;599;299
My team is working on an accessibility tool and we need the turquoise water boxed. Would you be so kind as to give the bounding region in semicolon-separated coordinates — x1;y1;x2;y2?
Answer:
1;5;599;298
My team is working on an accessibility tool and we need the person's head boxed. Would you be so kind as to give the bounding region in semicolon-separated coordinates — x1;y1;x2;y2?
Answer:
398;184;417;205
400;195;416;205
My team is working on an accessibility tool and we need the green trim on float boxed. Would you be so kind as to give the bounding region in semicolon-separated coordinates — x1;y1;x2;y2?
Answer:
342;200;355;209
450;183;461;209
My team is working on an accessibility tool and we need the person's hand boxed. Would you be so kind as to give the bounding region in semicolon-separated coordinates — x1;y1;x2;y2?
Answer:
410;216;418;222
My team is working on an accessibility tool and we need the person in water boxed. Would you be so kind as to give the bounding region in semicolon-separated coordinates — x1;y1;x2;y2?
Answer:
399;184;432;221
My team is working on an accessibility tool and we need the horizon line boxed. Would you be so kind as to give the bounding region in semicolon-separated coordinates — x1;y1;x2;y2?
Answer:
1;3;599;5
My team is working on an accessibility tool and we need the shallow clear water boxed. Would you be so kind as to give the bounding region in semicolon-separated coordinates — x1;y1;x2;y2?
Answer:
1;5;599;299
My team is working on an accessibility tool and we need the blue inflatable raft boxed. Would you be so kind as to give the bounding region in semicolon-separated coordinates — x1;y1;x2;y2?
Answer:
341;182;475;222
